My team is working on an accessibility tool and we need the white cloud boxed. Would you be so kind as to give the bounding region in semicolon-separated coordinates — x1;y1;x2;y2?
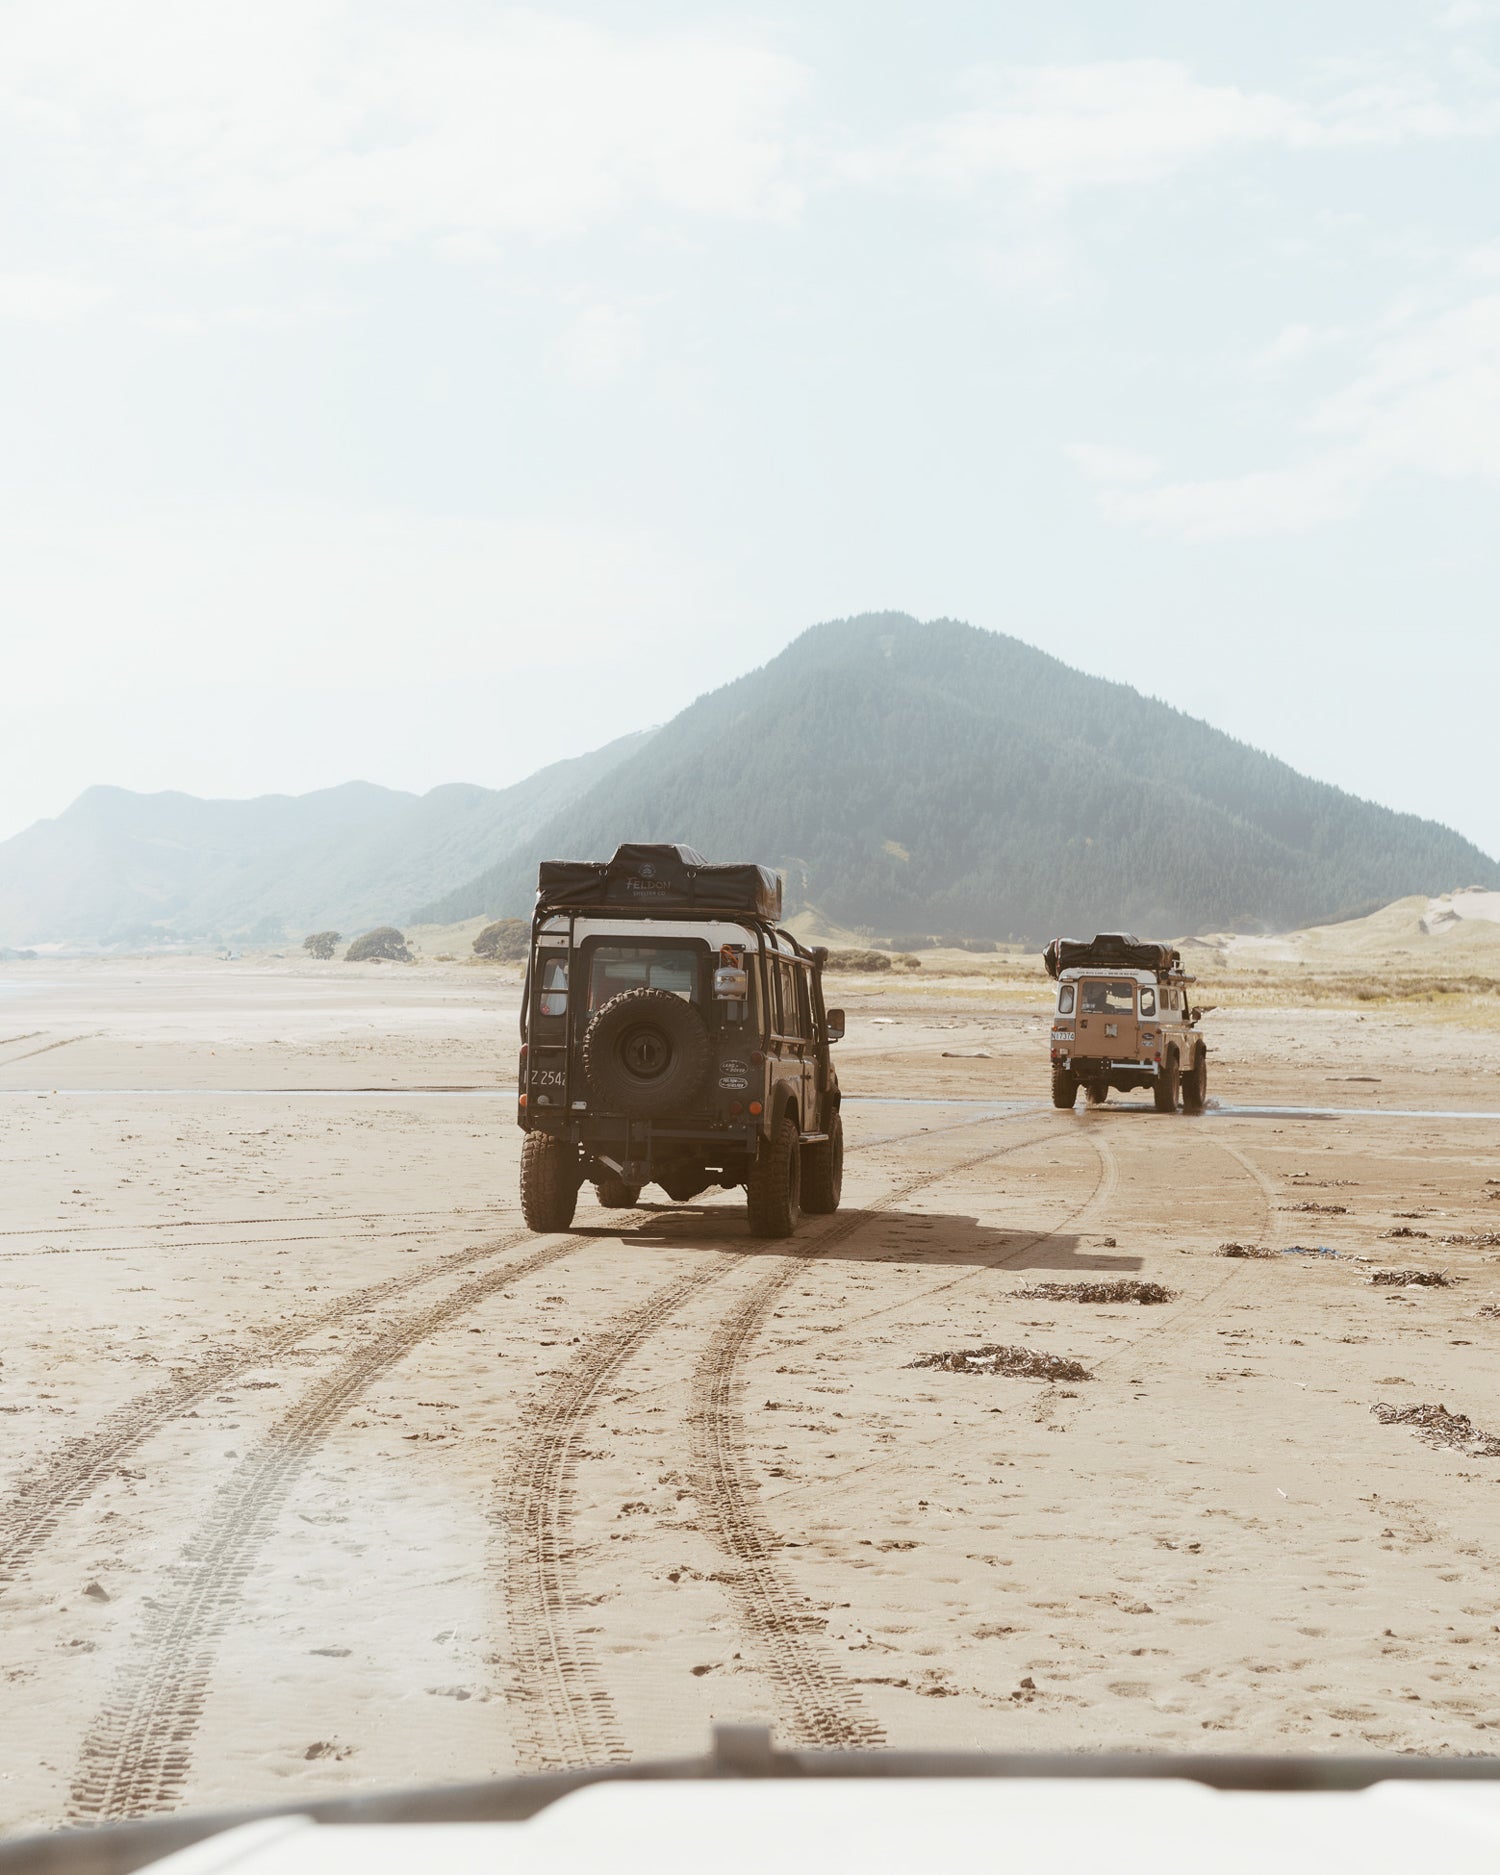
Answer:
1065;443;1161;487
843;57;1500;200
0;273;110;320
1257;323;1321;368
547;303;645;387
1;2;808;255
1093;290;1500;538
1437;1;1500;26
0;500;717;690
1100;455;1366;539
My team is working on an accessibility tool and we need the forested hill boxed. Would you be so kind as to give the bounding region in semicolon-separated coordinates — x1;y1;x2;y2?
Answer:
415;613;1499;941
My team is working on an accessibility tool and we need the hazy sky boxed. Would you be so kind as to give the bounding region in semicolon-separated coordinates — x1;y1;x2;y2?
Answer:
3;0;1498;855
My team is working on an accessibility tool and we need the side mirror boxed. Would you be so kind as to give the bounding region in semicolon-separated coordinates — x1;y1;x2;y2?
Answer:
825;1008;845;1042
1191;1007;1202;1023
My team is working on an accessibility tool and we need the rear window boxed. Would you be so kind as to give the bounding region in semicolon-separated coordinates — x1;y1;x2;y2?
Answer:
585;943;703;1010
1057;984;1075;1015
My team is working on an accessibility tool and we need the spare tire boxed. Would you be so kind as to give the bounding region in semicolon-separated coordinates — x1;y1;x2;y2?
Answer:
582;987;711;1117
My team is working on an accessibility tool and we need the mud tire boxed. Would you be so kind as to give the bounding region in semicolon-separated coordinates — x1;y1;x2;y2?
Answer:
521;1132;581;1232
582;987;711;1118
747;1116;802;1239
1051;1064;1078;1110
1181;1046;1208;1115
801;1111;843;1215
595;1175;642;1207
1154;1049;1181;1114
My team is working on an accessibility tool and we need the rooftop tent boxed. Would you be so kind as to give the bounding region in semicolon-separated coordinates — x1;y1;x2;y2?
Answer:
536;843;784;921
1043;933;1181;980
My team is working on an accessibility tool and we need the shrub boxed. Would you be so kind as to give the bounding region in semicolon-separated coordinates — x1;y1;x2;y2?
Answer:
345;926;413;963
825;949;891;972
473;918;529;961
302;930;341;960
893;953;923;971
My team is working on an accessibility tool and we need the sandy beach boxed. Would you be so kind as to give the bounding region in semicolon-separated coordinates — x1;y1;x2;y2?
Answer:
2;955;1499;1832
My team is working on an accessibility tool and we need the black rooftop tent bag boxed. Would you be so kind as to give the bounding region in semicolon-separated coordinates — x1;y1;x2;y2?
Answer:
1043;933;1181;980
536;844;783;921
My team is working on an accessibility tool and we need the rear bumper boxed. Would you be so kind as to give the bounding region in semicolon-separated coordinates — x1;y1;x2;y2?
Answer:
526;1110;763;1184
1060;1057;1160;1078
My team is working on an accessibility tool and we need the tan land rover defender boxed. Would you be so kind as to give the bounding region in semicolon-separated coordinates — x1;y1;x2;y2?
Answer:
1043;933;1207;1114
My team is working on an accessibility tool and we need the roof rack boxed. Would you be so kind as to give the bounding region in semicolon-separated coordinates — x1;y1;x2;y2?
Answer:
536;844;783;922
1043;934;1183;981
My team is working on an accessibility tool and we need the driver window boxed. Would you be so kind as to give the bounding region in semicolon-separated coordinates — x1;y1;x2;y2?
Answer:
1139;986;1157;1017
1057;985;1075;1015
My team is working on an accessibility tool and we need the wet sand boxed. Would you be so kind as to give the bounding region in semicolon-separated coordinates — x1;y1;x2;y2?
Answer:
2;958;1498;1832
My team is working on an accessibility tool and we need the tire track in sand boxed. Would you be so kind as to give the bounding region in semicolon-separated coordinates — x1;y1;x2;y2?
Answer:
63;1220;637;1824
499;1254;741;1772
1081;1122;1282;1382
0;1220;552;1596
685;1124;1109;1746
767;1118;1274;1516
758;1121;1119;1365
0;1205;502;1240
499;1117;1059;1771
2;1032;99;1065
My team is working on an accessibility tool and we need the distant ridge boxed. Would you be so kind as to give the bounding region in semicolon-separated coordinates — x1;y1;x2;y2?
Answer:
415;613;1499;943
5;615;1494;950
0;731;653;947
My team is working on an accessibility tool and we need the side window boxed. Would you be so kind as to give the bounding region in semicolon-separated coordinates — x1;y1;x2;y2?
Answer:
1139;986;1157;1017
1057;985;1075;1015
778;960;801;1036
763;955;784;1033
539;955;568;1018
793;965;813;1039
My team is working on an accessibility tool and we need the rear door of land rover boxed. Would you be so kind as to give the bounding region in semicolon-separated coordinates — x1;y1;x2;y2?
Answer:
1073;977;1138;1061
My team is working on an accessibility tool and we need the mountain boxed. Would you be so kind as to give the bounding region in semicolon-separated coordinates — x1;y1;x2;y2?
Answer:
0;731;653;947
415;613;1500;942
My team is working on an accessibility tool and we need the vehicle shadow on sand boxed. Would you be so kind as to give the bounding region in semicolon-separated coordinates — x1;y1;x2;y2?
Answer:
598;1205;1144;1273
